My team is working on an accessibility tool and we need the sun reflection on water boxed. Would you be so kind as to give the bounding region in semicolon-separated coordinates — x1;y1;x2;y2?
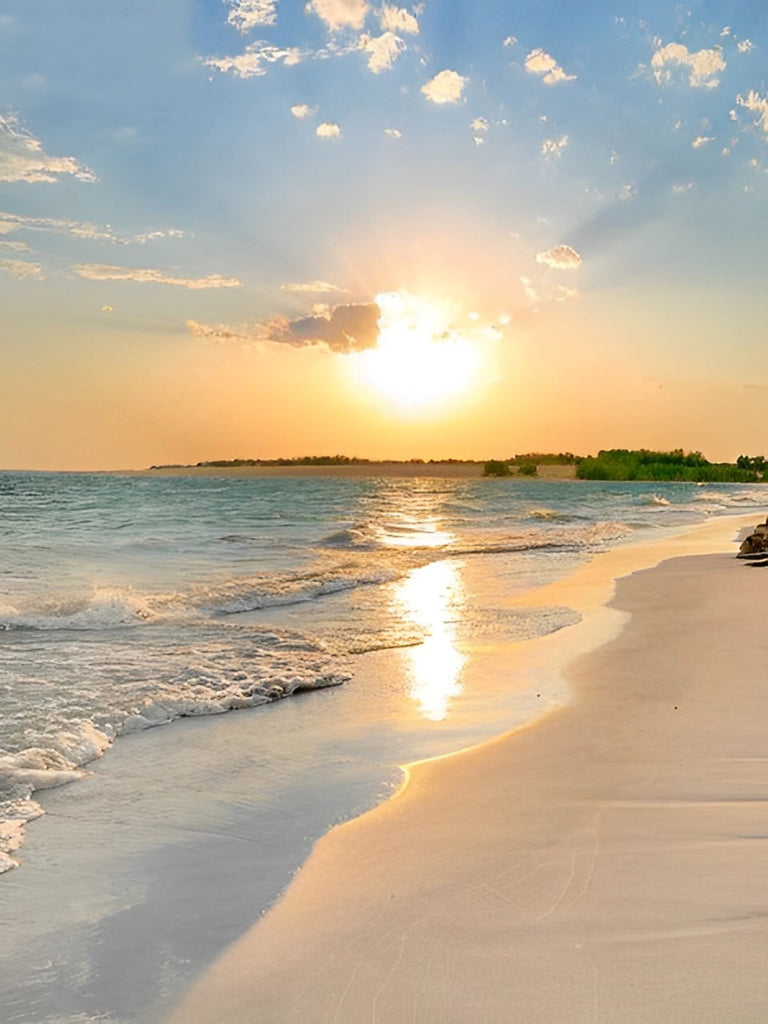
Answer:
394;560;467;721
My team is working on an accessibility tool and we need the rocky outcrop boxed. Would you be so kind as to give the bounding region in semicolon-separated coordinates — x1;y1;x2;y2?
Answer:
737;519;768;558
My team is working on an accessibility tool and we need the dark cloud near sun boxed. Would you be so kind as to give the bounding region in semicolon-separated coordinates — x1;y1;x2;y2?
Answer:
187;300;382;353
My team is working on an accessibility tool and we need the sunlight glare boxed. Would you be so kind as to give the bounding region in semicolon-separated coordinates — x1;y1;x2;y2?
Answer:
353;291;485;411
395;560;466;721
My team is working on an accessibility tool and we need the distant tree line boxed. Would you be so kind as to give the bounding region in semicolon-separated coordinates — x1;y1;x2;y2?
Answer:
483;449;768;482
576;449;759;483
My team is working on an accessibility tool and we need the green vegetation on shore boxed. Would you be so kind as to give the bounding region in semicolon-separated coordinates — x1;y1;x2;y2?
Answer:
149;456;477;470
483;449;767;482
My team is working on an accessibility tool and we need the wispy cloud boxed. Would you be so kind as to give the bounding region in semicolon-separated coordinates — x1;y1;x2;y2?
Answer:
384;128;402;139
359;31;406;73
307;0;368;32
422;69;467;104
316;122;341;138
0;114;97;184
225;0;278;33
541;134;568;160
651;42;725;88
203;42;303;78
379;5;419;34
75;264;241;289
691;135;713;148
737;90;768;135
0;210;184;245
290;103;317;119
535;244;582;270
280;280;343;292
0;257;43;279
524;48;575;85
188;299;381;352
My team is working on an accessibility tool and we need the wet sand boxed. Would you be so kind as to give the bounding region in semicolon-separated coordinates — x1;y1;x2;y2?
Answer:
169;516;768;1023
140;462;577;480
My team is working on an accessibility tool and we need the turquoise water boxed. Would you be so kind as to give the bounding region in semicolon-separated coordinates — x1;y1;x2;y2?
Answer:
0;471;765;1023
1;471;764;874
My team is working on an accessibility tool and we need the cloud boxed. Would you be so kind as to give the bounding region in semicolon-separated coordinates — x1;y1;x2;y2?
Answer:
74;264;242;289
651;42;725;88
378;5;419;34
0;114;97;184
0;257;43;279
280;280;343;292
290;103;317;118
316;121;341;138
203;41;303;78
692;135;713;148
0;238;29;251
736;90;768;134
188;299;381;353
535;244;582;270
470;117;488;134
738;39;754;54
422;69;467;104
101;305;114;312
524;48;576;85
0;210;184;245
541;135;568;159
225;0;278;33
359;31;406;73
384;128;402;138
307;0;367;31
503;36;517;48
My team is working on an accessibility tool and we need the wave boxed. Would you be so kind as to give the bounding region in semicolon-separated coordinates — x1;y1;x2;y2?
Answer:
0;665;348;872
642;493;671;507
0;567;398;632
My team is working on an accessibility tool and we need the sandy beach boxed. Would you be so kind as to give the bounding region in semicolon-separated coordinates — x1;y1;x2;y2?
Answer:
169;515;768;1024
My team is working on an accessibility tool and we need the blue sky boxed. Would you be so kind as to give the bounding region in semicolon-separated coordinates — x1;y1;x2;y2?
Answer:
1;1;767;468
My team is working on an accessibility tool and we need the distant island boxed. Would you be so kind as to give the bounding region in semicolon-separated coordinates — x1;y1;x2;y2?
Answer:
146;449;768;483
483;449;767;483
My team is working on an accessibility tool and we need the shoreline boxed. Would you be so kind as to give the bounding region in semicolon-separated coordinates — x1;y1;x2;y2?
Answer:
168;512;768;1023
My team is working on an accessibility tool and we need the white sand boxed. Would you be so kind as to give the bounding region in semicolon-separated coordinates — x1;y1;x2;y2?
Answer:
169;515;768;1023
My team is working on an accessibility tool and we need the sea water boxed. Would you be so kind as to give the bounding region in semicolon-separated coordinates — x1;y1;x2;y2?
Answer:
0;471;764;1022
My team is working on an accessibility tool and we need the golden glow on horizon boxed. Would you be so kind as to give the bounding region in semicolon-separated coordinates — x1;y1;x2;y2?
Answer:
351;291;485;412
395;559;467;721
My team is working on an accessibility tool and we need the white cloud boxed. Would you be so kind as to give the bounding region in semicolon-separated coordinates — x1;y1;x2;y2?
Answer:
671;181;694;193
0;257;43;279
0;114;97;184
225;0;278;32
0;210;184;245
379;5;418;34
290;103;317;118
541;134;568;159
280;280;343;292
651;42;725;88
692;135;713;148
188;299;381;353
535;244;582;270
422;69;467;104
359;31;406;73
470;117;489;134
306;0;367;31
101;305;114;312
75;264;242;289
619;183;637;200
203;42;303;78
0;238;29;250
737;39;754;54
503;36;517;48
316;122;341;138
384;128;402;138
524;48;576;85
737;90;768;134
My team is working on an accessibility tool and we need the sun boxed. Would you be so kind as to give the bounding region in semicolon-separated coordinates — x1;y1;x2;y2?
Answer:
350;291;487;411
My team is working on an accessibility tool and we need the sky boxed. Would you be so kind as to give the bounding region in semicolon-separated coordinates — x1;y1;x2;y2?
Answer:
1;0;767;470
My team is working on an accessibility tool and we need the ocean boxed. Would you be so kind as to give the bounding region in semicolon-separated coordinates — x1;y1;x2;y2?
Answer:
0;471;764;1022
